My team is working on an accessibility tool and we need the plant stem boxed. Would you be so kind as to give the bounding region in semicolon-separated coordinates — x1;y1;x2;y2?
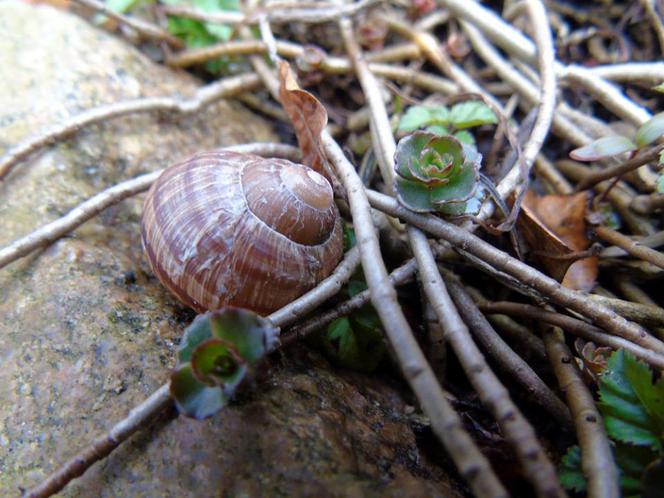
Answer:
366;190;664;355
576;144;664;191
443;271;571;427
595;225;664;270
0;74;261;180
411;229;566;498
479;302;664;370
542;328;620;498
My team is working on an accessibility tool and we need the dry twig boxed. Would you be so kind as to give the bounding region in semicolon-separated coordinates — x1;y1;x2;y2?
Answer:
575;144;664;191
542;328;620;498
443;272;571;426
0;74;261;180
479;302;664;370
366;190;664;355
595;225;664;270
70;0;183;48
411;232;566;498
341;13;561;496
160;0;377;26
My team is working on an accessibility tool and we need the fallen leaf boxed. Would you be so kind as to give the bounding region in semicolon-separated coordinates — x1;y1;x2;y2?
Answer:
277;60;332;180
519;191;598;291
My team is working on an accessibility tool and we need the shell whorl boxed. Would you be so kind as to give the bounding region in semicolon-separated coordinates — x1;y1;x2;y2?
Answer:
141;150;343;315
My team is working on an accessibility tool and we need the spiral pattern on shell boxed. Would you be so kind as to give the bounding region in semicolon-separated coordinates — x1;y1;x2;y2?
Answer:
141;150;344;315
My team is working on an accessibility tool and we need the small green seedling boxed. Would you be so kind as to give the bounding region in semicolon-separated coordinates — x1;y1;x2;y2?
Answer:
569;112;664;161
398;101;498;146
170;307;278;419
394;132;483;215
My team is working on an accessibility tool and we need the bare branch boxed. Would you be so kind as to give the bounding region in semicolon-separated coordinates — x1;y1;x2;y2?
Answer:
542;328;620;498
0;73;261;180
479;302;664;370
70;0;183;48
160;0;377;26
575;144;664;191
595;225;664;270
411;230;566;498
366;190;664;355
443;271;571;427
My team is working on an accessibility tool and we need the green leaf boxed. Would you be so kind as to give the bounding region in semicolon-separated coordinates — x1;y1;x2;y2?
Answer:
178;313;214;363
636;112;664;147
425;124;450;136
394;132;432;180
657;174;664;194
559;446;587;493
208;307;279;364
322;313;384;372
453;129;476;145
165;0;239;73
171;306;275;420
178;307;277;365
395;176;436;212
193;0;238;40
346;279;367;298
614;443;660;495
399;106;435;132
654;83;664;94
599;350;663;450
398;105;450;132
430;157;478;205
394;132;481;213
190;338;246;388
170;363;228;419
106;0;141;13
343;223;356;251
448;101;497;129
623;351;664;433
570;136;637;161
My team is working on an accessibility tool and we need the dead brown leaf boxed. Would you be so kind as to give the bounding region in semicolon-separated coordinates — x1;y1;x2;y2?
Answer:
277;60;332;181
519;191;598;291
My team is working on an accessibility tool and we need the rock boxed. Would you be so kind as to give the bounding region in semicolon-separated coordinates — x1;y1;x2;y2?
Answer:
0;2;458;497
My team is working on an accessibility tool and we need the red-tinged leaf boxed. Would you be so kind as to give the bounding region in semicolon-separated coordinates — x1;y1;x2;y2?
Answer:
575;339;613;383
277;60;331;180
519;191;598;291
570;136;637;162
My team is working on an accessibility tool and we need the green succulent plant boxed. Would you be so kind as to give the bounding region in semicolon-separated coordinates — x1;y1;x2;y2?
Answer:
394;132;483;215
170;307;279;419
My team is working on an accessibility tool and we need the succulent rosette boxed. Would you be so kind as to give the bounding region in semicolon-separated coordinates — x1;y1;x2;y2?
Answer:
394;132;482;215
170;307;279;419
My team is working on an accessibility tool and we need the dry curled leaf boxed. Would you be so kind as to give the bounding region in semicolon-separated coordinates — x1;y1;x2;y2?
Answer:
518;191;598;291
277;60;332;180
574;338;613;384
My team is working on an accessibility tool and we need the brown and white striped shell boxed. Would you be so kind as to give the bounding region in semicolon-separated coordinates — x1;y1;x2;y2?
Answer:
141;150;344;315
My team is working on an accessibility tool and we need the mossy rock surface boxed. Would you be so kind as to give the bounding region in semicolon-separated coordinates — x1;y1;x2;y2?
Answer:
0;3;457;496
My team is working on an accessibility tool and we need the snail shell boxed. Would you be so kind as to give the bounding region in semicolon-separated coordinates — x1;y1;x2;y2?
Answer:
141;150;344;315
